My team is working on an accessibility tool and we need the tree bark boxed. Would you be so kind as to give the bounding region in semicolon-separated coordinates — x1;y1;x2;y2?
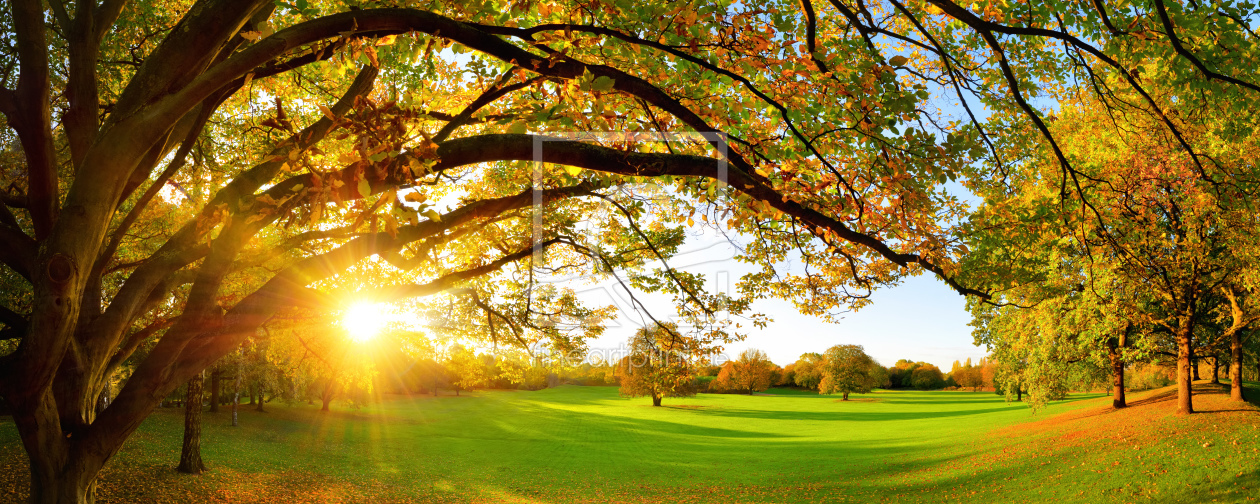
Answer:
1211;355;1220;385
1175;314;1195;415
651;394;662;407
1108;332;1127;409
254;384;265;412
1230;331;1246;401
843;392;850;400
177;371;206;474
1190;344;1201;381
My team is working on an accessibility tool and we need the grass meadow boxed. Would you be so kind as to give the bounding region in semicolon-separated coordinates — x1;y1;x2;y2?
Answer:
1;382;1257;503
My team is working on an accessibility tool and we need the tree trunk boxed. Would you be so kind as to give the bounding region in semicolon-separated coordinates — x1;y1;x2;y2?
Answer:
254;385;265;412
1108;335;1126;409
1016;384;1022;402
24;460;101;504
843;392;850;400
208;369;221;413
177;371;207;474
1211;355;1220;385
1230;329;1246;401
320;379;336;412
1175;315;1195;415
1190;344;1201;381
651;394;662;407
232;360;241;427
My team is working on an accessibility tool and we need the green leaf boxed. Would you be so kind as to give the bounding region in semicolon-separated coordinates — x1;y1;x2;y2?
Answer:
889;55;909;66
591;76;616;92
422;209;443;222
356;178;371;198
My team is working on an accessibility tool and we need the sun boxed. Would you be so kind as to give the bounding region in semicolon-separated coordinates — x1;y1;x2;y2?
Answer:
342;302;386;342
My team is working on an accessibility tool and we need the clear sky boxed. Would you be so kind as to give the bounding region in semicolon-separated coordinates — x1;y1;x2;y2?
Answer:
571;222;988;370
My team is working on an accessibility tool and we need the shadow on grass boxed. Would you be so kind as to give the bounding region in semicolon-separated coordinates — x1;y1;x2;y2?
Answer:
680;405;1025;422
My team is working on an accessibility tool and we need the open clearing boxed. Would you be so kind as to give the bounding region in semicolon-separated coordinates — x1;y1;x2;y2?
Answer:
2;383;1257;503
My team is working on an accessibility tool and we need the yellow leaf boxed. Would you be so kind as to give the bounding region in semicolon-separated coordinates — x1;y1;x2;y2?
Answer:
240;30;263;41
404;192;427;203
376;34;398;46
318;104;336;121
564;165;582;177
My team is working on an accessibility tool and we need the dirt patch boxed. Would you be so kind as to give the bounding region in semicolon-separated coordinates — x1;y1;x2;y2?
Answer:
664;405;712;410
832;397;883;403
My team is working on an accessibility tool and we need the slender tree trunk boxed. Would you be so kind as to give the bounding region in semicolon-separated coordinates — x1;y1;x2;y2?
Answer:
177;371;207;474
1108;335;1126;409
1016;384;1022;402
1230;329;1246;401
232;357;241;427
1211;355;1221;385
208;369;221;413
254;384;265;412
1190;344;1201;381
1176;314;1195;415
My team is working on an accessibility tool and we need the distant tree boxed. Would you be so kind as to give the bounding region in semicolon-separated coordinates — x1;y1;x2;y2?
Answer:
887;359;923;388
714;349;776;394
954;358;984;391
778;363;797;387
444;345;486;396
793;353;825;389
979;359;997;391
413;359;450;396
818;345;878;400
616;325;696;406
910;365;946;390
868;363;892;389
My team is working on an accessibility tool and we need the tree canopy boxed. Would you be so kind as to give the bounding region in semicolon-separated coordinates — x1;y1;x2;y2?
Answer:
2;0;1259;501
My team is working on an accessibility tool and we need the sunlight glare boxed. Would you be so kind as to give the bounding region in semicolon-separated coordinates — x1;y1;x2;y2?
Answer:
343;302;386;342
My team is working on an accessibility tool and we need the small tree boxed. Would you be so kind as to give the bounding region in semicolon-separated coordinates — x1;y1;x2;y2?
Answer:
444;345;486;396
714;349;776;394
818;345;878;400
616;325;696;406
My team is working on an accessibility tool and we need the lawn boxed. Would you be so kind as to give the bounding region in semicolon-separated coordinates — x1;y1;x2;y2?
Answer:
1;383;1257;503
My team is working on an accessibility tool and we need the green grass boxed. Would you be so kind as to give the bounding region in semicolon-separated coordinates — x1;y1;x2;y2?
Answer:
1;384;1258;503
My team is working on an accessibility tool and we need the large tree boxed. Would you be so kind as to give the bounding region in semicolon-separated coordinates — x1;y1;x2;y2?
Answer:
817;344;878;400
616;323;697;406
2;1;1259;502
